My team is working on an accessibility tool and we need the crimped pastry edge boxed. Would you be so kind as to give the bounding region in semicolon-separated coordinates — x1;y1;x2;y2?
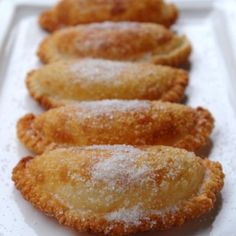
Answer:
160;68;189;102
26;67;189;109
16;114;51;154
17;105;214;155
12;154;224;236
39;10;62;33
163;3;179;28
37;36;58;64
174;107;215;152
39;3;178;33
152;35;192;67
37;32;192;67
26;70;58;110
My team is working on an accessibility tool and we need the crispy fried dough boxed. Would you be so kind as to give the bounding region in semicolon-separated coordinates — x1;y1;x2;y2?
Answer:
12;145;224;235
26;59;188;108
17;100;214;154
39;0;178;32
37;22;191;66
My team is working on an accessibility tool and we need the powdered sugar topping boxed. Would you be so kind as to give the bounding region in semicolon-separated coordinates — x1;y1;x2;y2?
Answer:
105;205;180;227
86;22;141;30
76;100;151;115
105;205;145;226
69;59;129;83
83;145;141;152
91;148;150;189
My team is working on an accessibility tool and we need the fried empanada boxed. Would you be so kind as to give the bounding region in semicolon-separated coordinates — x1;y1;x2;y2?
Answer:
38;22;192;66
39;0;178;32
26;59;188;109
12;145;224;235
17;100;214;154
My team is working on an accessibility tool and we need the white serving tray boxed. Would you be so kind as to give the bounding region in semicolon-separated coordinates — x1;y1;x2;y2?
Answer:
1;0;236;235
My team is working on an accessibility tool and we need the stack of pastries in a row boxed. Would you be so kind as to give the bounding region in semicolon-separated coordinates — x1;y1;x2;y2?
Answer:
12;1;224;235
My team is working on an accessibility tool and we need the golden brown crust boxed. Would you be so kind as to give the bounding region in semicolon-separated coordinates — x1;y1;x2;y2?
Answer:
175;107;215;152
17;101;214;154
12;146;224;235
26;71;56;110
26;59;189;108
152;36;192;67
160;68;189;102
39;11;63;33
39;0;178;32
16;114;51;154
37;22;192;67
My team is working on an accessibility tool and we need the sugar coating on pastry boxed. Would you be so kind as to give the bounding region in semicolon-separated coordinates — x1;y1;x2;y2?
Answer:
17;100;214;154
12;145;224;235
37;22;192;66
39;0;178;32
26;59;189;108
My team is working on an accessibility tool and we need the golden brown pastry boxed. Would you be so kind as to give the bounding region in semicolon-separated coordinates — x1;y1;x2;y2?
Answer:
39;0;178;32
26;59;188;109
12;145;224;236
17;100;214;154
38;22;192;66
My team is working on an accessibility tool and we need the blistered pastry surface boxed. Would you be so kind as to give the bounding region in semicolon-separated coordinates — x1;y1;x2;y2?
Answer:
26;59;188;107
12;145;224;235
37;22;192;66
39;0;178;32
17;101;214;154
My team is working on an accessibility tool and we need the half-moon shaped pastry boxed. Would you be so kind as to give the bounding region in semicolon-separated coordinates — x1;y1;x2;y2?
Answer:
26;59;189;109
38;22;192;66
17;100;214;154
12;145;224;235
39;0;178;32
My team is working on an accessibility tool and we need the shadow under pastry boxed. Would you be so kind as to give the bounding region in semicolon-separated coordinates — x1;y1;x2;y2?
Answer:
195;139;213;158
180;60;192;72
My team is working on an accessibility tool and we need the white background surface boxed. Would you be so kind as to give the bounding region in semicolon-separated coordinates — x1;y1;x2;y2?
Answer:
1;0;236;236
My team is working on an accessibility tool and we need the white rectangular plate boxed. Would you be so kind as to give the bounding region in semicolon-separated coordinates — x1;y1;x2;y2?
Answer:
0;0;236;235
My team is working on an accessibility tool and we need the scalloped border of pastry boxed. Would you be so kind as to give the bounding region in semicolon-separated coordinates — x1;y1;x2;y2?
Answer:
152;36;192;67
16;107;214;154
26;68;189;109
12;156;224;235
37;34;192;67
39;3;178;33
174;107;214;152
